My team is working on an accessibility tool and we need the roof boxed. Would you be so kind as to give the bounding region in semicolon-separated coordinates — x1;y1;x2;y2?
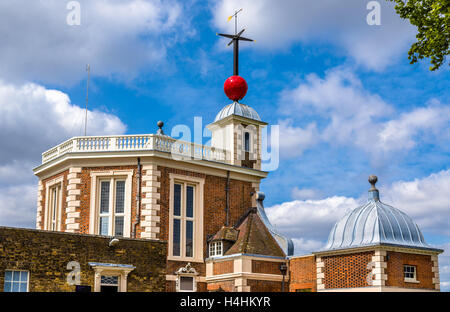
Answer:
224;208;286;258
322;177;441;252
214;192;294;258
214;102;261;122
210;226;239;242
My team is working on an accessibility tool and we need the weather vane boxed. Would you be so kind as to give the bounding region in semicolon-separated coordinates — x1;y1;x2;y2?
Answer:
217;9;254;102
217;8;254;76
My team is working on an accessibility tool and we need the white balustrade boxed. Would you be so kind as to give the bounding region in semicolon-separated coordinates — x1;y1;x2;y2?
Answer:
41;135;228;164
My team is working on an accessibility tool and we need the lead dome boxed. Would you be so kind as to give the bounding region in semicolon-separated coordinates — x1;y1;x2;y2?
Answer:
214;102;261;122
322;175;438;252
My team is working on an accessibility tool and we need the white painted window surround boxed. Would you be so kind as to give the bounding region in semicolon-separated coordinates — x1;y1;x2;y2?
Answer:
168;174;204;263
209;241;223;257
404;265;419;283
3;270;29;292
89;170;133;238
44;176;64;231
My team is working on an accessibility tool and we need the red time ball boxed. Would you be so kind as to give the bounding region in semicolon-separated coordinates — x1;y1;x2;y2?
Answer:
224;75;248;101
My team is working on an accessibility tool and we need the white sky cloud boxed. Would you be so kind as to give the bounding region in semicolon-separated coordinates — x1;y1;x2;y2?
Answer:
0;80;126;227
0;0;191;85
278;120;318;158
291;187;322;200
266;196;358;242
212;0;415;71
278;67;450;160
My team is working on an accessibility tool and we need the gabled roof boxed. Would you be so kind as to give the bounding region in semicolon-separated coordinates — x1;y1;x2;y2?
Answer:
224;208;286;258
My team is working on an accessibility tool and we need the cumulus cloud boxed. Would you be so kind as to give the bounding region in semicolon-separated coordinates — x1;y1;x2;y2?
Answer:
278;120;318;158
278;67;450;160
266;196;358;244
0;81;126;164
0;0;192;85
0;184;36;229
212;0;415;71
378;103;450;152
0;80;126;227
382;170;450;235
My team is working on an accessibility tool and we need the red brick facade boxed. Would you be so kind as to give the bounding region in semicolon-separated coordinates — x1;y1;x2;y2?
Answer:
385;251;434;290
247;279;282;292
252;260;281;275
158;165;255;284
323;251;374;289
289;255;316;292
213;260;234;275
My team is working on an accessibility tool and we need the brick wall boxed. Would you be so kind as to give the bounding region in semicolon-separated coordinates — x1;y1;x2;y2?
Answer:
78;166;140;235
247;279;282;292
323;251;374;289
252;260;282;275
385;251;434;290
158;165;255;290
289;255;316;292
213;260;234;275
207;280;235;292
0;227;166;292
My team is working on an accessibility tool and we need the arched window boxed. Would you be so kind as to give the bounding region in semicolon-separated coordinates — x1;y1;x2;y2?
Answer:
244;132;250;152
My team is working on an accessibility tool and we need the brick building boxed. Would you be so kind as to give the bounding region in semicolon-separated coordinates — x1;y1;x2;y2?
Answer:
289;176;443;292
10;99;294;292
0;92;444;292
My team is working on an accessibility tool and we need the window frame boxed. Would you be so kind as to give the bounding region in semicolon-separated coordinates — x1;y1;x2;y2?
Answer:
3;270;29;292
97;178;126;236
44;176;63;231
403;265;419;283
89;263;134;293
175;263;198;292
89;170;133;238
168;174;204;262
209;241;223;257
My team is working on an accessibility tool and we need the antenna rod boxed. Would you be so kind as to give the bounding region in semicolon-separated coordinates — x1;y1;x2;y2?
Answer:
84;64;90;136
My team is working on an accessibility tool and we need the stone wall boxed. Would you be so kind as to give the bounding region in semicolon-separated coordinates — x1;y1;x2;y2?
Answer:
0;227;166;292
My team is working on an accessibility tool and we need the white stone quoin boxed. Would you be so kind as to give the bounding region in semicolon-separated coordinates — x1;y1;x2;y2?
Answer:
65;167;82;232
140;163;161;239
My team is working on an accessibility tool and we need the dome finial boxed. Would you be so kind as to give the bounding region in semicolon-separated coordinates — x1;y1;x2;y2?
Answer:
368;175;378;190
368;175;379;201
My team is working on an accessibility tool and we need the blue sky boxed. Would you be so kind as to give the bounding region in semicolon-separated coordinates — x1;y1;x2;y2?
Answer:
0;0;448;290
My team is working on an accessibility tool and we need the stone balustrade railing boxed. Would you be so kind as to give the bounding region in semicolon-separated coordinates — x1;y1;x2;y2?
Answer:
41;135;228;164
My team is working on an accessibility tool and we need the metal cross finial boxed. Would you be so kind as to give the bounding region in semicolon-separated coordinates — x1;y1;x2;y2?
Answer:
217;9;254;76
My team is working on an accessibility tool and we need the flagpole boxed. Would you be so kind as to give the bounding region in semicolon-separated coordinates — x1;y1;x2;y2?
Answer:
84;64;90;137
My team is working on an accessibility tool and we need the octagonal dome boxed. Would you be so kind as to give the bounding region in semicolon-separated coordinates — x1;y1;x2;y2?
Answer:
214;102;261;122
323;176;438;252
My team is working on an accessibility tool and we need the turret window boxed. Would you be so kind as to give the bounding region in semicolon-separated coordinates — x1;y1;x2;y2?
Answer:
244;132;250;152
404;265;418;283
